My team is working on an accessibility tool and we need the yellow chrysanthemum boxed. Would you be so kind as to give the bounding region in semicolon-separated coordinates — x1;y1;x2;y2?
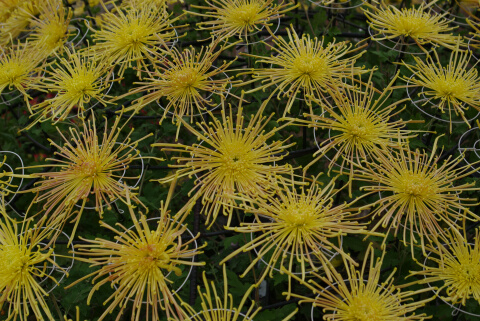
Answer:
153;95;295;228
0;0;22;23
25;113;152;243
27;0;73;57
363;1;460;53
190;0;297;40
89;1;180;77
241;25;366;116
118;39;236;138
408;228;480;306
0;195;65;321
352;136;480;256
399;43;480;132
67;181;205;321
25;45;113;130
285;243;434;320
175;264;297;321
285;70;416;193
0;41;44;101
221;172;380;298
0;0;42;45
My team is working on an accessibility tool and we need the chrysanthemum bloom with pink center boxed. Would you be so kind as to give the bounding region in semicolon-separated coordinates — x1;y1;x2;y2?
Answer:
25;45;113;130
397;43;480;132
89;1;180;78
240;25;367;116
117;39;237;139
189;0;297;40
284;243;434;321
0;41;44;102
0;195;66;321
406;228;480;306
174;264;297;321
27;0;73;58
221;172;381;298
25;114;152;243
284;69;416;194
352;136;480;257
153;95;295;228
363;0;460;53
67;181;205;321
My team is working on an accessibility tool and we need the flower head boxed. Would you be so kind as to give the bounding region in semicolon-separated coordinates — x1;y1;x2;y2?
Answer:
409;228;480;306
0;41;44;101
363;1;460;53
221;172;379;298
399;42;480;132
190;0;297;40
352;136;480;256
0;195;65;321
288;69;415;193
25;45;113;130
153;95;295;228
67;181;205;321
27;0;73;57
0;0;41;45
242;25;366;116
285;243;433;320
90;1;179;77
119;39;236;138
25;113;152;243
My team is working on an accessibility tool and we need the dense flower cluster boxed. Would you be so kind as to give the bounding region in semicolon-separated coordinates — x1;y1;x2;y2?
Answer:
0;0;479;320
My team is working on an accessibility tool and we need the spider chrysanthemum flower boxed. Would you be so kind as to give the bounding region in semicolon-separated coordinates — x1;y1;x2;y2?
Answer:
118;39;236;137
27;0;73;57
0;195;65;321
352;136;480;256
90;2;180;77
0;41;44;101
241;26;367;116
25;113;152;243
189;0;297;40
67;182;205;321
363;1;460;53
285;243;433;320
153;96;296;228
408;228;480;306
221;173;380;298
0;0;41;45
399;44;480;132
176;264;297;321
286;70;416;193
25;45;113;130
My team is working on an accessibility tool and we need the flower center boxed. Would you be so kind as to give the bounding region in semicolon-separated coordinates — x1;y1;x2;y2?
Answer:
450;259;480;286
170;67;200;90
292;54;329;82
63;69;97;99
393;12;434;39
220;139;255;178
0;61;27;86
117;21;151;49
431;76;468;102
228;3;263;27
345;292;388;321
136;243;182;276
39;22;68;51
281;201;315;228
398;172;436;199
